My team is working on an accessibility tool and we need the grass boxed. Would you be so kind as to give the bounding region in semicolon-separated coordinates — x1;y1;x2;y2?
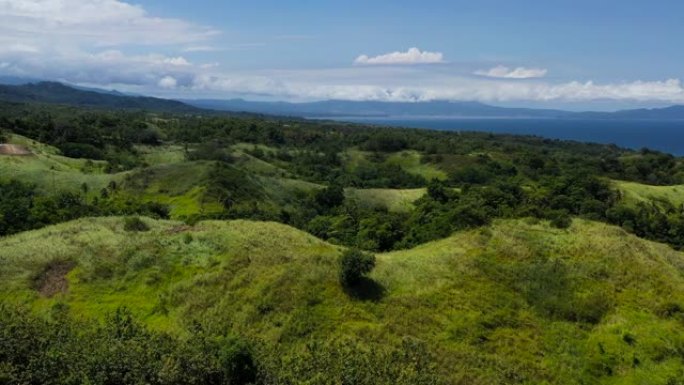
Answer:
2;216;684;384
615;180;684;208
135;144;187;166
232;150;291;177
346;188;426;212
122;161;224;219
343;149;448;181
385;150;448;181
231;142;281;154
0;134;123;193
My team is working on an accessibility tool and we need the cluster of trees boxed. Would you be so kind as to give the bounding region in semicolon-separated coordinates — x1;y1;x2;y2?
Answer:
279;170;617;252
607;201;684;249
0;179;168;237
0;306;257;385
0;305;437;385
3;100;684;184
0;103;166;171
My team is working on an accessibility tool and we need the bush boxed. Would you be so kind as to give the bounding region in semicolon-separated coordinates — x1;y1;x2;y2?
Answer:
315;184;345;210
59;142;105;160
339;249;376;287
124;217;150;232
549;211;572;229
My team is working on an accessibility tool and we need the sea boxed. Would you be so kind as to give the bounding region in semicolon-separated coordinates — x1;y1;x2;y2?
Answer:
317;117;684;156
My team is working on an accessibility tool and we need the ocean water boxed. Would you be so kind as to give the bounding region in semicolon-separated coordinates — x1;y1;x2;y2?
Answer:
321;117;684;156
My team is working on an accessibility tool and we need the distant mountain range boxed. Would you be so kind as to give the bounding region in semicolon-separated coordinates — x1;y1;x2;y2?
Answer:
185;98;684;120
0;82;200;113
184;99;571;118
0;80;683;120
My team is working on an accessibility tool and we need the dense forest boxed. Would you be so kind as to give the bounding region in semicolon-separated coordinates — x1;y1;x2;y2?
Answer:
2;101;684;250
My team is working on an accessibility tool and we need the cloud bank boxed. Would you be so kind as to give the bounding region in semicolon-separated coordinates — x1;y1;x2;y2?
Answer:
475;65;548;79
354;48;444;65
191;70;684;104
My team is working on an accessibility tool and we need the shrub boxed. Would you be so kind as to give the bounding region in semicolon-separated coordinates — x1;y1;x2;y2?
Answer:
315;184;345;210
59;142;105;160
549;210;572;229
339;249;376;287
123;217;150;232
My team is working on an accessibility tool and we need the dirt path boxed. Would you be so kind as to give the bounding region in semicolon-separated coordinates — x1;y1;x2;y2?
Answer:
34;261;76;297
0;144;31;155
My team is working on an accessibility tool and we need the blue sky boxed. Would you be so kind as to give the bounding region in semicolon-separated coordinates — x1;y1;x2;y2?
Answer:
0;0;683;109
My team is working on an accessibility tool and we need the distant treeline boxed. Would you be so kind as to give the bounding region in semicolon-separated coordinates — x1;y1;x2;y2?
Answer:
2;101;684;251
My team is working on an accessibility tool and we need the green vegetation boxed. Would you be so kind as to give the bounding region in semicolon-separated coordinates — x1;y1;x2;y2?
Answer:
3;99;684;383
338;248;376;287
385;150;448;180
616;180;684;208
1;217;684;384
346;187;426;212
124;216;150;232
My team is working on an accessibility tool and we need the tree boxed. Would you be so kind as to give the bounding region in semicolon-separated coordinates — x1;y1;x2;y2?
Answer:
426;179;451;203
315;184;345;210
339;248;376;287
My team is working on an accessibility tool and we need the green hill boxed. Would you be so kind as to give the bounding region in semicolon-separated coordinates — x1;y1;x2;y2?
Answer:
5;98;684;383
0;134;124;193
2;217;684;384
615;180;684;208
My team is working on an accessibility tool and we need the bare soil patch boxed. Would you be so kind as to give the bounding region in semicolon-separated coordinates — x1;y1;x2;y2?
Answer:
33;261;76;297
0;144;31;156
165;225;195;234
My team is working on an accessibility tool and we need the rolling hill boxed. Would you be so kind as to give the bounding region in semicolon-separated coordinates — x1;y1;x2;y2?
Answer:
3;96;684;384
1;217;684;384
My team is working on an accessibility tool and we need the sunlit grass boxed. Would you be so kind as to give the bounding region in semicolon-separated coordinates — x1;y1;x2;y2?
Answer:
2;217;683;383
346;187;426;212
615;179;684;208
385;150;448;181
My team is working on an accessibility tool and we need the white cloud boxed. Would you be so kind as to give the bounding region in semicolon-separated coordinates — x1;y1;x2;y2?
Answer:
163;57;192;66
0;0;218;47
0;44;40;54
0;1;214;90
158;76;178;89
183;46;221;53
354;47;444;65
189;67;684;104
475;65;548;79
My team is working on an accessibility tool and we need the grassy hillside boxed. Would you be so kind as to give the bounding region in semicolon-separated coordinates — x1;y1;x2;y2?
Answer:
2;217;684;384
385;150;448;180
615;180;684;208
344;149;448;181
0;134;124;193
346;187;426;212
